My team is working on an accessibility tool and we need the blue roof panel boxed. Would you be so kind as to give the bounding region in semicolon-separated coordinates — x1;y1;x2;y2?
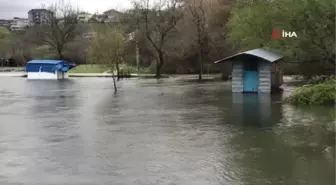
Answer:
26;60;76;73
27;60;64;65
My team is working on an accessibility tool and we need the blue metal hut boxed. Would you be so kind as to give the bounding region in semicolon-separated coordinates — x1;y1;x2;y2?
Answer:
214;48;284;93
26;60;76;79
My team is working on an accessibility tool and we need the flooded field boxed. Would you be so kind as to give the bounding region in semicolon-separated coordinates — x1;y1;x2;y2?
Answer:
0;77;334;185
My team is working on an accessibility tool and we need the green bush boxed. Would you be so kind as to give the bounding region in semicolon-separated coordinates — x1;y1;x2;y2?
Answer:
286;77;336;105
307;75;335;84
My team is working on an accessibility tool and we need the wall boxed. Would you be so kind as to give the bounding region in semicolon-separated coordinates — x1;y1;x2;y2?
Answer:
258;60;272;93
271;62;283;87
27;71;69;79
56;71;69;79
231;59;277;94
232;60;244;92
27;72;58;79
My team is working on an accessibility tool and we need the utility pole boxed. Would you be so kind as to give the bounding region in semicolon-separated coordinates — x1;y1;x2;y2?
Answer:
133;29;140;75
136;38;140;74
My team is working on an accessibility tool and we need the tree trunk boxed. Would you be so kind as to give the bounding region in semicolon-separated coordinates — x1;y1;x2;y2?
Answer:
155;52;164;78
136;40;140;74
116;62;120;81
197;21;203;81
198;51;203;81
58;49;63;60
155;62;161;78
112;76;117;93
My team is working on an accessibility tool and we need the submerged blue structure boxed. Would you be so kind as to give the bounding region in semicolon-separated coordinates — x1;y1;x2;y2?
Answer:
26;60;76;79
214;48;284;94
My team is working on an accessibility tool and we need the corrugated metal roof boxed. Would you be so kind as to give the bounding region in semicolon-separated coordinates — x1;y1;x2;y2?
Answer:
214;48;283;64
27;60;64;65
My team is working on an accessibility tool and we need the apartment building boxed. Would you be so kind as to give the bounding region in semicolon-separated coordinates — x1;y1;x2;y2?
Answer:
28;9;54;25
10;17;29;31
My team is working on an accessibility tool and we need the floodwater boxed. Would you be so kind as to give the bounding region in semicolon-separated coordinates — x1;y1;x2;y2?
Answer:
0;77;334;185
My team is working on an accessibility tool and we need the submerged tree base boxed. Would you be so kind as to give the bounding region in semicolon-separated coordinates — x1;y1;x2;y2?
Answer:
286;76;336;105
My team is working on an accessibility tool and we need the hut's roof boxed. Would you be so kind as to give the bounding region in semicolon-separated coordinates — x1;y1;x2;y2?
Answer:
27;60;64;65
214;48;283;64
26;60;76;73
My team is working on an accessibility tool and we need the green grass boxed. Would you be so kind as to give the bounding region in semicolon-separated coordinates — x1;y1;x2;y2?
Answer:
70;64;152;74
119;64;152;74
70;65;107;73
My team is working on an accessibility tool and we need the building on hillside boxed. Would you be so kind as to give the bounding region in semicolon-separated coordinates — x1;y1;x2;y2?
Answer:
91;13;103;23
214;48;284;94
78;12;93;23
10;17;29;31
0;19;11;27
28;9;54;25
26;60;76;80
103;9;122;23
91;9;122;23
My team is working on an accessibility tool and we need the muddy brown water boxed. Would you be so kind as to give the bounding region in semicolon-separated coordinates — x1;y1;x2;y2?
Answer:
0;77;334;185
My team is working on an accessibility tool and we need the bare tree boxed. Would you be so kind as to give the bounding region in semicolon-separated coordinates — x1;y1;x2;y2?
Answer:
186;0;208;80
132;0;183;78
34;0;82;60
89;26;127;93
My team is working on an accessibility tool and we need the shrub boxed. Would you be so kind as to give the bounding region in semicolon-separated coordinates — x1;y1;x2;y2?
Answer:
286;77;336;105
307;75;334;84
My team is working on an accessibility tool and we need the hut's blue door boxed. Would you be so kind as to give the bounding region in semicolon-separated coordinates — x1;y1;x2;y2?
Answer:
243;71;258;92
243;60;259;93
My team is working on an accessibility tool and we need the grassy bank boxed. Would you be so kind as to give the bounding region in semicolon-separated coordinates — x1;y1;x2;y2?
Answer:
70;65;107;73
70;64;152;74
0;67;25;72
286;76;336;105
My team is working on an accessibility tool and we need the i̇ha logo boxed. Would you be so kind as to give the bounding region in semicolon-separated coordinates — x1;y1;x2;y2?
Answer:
272;29;297;39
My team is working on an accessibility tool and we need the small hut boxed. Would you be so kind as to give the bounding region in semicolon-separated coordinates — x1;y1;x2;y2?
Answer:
26;60;76;80
214;48;284;93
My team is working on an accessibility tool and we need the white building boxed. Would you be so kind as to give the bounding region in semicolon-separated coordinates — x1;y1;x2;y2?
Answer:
103;9;122;23
10;17;29;31
78;12;93;23
91;9;122;23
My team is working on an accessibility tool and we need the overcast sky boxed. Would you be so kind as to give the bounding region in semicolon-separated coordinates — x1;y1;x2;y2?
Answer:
0;0;132;19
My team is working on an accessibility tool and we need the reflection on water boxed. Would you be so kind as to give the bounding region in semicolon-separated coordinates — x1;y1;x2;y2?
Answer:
0;77;334;185
231;93;283;128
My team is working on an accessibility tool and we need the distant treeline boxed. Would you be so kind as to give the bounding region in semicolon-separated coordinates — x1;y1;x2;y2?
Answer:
0;0;334;78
